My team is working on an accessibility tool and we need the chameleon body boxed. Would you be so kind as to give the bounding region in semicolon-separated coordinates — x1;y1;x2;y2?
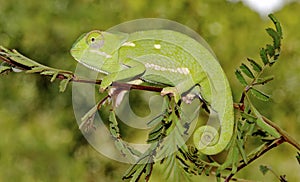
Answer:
70;30;234;155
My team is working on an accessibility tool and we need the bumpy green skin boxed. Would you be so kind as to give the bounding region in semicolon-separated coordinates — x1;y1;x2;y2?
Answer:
70;30;234;155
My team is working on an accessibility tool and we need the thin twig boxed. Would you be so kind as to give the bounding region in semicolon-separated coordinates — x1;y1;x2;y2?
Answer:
234;100;300;151
262;116;300;151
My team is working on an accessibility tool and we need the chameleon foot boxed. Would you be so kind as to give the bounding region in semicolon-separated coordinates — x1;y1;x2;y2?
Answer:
161;87;180;103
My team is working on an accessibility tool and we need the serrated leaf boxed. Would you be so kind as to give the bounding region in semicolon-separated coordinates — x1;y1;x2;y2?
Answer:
266;28;281;49
250;88;270;101
259;165;270;175
260;48;269;65
235;69;248;86
240;63;255;79
247;58;262;72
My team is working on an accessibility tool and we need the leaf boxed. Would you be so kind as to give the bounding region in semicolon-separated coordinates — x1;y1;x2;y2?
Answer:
147;124;164;143
0;64;11;74
144;163;153;181
123;163;145;181
266;28;281;49
260;48;269;65
241;112;257;123
26;67;45;73
240;63;255;79
266;44;275;57
236;138;248;164
235;69;248;86
259;165;270;175
268;14;283;38
252;129;269;137
255;76;274;85
218;145;236;171
59;77;71;92
247;58;262;72
50;71;59;82
250;88;270;101
205;166;213;176
231;146;240;173
251;106;281;138
40;70;56;75
297;152;300;165
147;114;164;127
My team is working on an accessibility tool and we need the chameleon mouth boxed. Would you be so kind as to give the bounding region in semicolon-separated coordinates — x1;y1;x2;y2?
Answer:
76;59;108;74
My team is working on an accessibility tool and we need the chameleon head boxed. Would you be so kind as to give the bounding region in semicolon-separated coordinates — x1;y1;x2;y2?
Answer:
70;30;109;72
70;30;128;73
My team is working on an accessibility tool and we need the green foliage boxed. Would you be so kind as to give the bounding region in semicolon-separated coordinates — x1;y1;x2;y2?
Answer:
235;14;282;102
259;165;288;182
0;46;74;92
0;1;300;182
250;88;270;101
259;165;270;175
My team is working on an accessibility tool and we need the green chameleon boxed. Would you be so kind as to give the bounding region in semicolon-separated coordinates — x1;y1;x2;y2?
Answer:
70;29;234;155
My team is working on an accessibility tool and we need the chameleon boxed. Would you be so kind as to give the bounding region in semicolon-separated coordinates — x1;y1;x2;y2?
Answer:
70;29;234;155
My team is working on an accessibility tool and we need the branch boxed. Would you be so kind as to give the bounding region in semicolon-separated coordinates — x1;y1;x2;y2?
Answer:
0;46;163;93
262;116;300;151
225;137;285;182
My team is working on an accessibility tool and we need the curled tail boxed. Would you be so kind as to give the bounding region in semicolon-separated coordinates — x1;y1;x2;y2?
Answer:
193;72;234;155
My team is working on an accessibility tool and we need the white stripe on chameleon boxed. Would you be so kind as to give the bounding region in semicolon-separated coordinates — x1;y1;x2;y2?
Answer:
154;44;161;49
122;42;136;47
145;63;190;75
77;59;108;74
89;49;112;58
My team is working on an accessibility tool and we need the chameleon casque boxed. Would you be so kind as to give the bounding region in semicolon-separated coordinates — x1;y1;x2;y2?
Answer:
70;29;234;155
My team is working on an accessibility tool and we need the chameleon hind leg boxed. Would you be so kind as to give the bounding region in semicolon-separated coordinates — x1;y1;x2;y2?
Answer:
161;75;198;103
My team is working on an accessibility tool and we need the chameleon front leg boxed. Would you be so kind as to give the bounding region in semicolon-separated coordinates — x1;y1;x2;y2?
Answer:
99;59;146;92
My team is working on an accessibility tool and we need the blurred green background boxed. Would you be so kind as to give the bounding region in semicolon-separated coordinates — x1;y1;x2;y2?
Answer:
0;0;299;181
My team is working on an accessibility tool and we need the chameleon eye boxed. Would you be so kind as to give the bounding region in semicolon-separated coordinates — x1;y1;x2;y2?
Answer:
86;30;104;49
